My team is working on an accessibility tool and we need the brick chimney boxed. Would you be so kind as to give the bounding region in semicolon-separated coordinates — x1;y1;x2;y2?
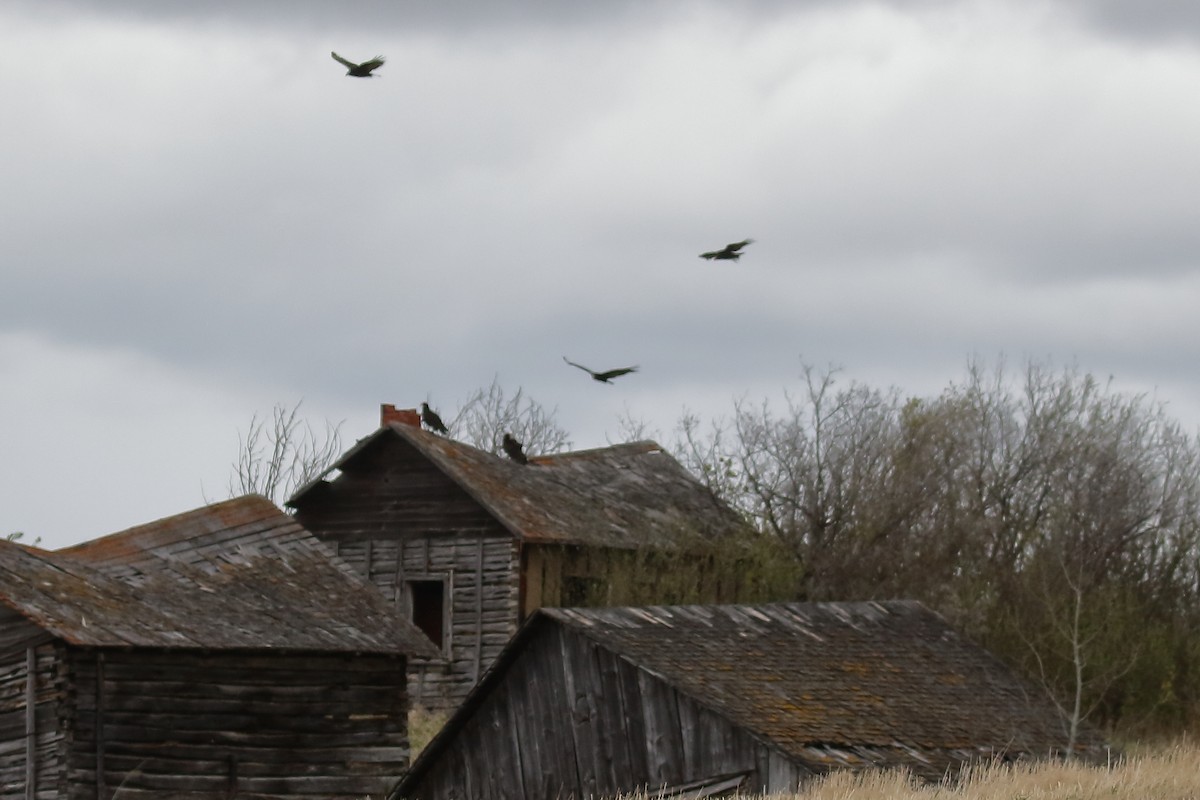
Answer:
381;404;421;428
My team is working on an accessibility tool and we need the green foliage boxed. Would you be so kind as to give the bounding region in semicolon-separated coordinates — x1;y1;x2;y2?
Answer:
669;358;1200;737
567;529;801;608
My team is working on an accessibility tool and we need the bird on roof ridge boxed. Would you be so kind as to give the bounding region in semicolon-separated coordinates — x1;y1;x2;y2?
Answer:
502;433;529;465
420;402;449;434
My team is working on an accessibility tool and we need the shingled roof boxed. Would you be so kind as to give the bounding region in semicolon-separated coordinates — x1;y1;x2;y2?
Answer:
405;601;1108;788
288;422;749;549
542;602;1108;772
0;496;435;655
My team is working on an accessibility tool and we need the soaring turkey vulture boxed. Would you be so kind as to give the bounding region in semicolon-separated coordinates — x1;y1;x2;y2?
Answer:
420;402;449;434
562;356;639;384
502;433;529;465
331;51;386;77
700;239;754;261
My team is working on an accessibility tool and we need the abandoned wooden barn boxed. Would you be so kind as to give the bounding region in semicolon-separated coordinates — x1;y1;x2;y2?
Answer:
0;495;436;800
393;601;1111;800
288;405;753;712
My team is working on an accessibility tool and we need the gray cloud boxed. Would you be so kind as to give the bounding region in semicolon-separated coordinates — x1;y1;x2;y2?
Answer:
5;0;1200;545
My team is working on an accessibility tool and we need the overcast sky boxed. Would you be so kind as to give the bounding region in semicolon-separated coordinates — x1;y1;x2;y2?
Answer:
4;0;1200;548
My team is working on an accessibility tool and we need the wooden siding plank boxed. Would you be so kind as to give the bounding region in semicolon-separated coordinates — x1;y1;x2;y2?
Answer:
614;655;650;789
473;535;484;682
766;748;804;794
637;670;686;789
24;646;35;800
94;652;104;800
558;627;600;798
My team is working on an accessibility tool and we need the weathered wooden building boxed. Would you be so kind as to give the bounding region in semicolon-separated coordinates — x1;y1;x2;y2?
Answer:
393;601;1111;800
0;495;436;800
288;406;753;712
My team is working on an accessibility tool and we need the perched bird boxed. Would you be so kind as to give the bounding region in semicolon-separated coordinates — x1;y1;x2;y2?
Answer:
502;433;529;465
420;402;449;434
563;356;639;384
700;239;754;261
331;51;386;77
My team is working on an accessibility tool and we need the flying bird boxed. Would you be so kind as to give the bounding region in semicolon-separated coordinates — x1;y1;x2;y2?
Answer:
420;402;449;434
502;433;529;465
700;239;754;261
331;51;386;77
562;356;639;384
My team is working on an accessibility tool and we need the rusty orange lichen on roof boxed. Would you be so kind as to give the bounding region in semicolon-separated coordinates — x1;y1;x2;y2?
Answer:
0;496;435;657
540;602;1110;778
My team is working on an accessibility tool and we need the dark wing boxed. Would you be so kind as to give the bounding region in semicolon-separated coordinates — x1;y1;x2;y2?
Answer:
562;356;598;378
593;366;638;381
331;51;357;68
359;56;386;73
701;239;753;259
421;405;449;434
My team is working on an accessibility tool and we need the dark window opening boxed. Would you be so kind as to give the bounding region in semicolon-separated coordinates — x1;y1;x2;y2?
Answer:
409;579;445;649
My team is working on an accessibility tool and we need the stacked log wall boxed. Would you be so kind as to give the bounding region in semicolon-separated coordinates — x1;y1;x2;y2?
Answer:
295;436;521;711
0;614;65;800
65;648;409;800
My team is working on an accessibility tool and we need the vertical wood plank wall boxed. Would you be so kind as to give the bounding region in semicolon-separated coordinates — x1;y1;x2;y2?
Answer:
403;624;803;800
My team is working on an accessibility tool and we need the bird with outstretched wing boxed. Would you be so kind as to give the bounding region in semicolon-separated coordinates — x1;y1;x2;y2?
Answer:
331;51;386;77
563;357;639;384
700;239;754;261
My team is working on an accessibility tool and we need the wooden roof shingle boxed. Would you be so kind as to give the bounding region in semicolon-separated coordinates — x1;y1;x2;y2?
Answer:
289;423;749;549
401;601;1110;791
543;602;1109;773
0;496;435;655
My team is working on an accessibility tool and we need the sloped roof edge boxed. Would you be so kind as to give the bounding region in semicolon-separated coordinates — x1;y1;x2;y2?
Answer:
289;423;744;549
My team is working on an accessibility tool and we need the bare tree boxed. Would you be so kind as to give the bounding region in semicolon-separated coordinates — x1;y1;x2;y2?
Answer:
229;401;344;505
666;357;1200;731
448;377;570;457
1017;553;1138;755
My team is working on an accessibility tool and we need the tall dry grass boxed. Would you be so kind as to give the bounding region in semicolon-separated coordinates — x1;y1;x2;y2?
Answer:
625;742;1200;800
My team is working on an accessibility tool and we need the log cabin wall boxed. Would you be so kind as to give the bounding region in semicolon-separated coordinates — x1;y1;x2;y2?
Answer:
346;532;520;713
295;435;522;712
0;611;64;800
64;648;409;800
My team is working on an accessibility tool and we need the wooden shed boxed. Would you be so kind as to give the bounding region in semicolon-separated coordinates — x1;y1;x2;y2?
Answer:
0;495;436;800
393;601;1111;800
288;406;752;712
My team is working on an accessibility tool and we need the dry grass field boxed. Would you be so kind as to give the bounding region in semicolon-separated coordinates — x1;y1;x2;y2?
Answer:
617;741;1200;800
